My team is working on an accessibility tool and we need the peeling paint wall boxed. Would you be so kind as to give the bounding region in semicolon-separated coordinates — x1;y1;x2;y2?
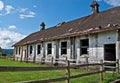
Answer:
14;30;119;63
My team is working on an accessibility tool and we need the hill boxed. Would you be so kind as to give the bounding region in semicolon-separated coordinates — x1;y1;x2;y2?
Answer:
2;49;14;55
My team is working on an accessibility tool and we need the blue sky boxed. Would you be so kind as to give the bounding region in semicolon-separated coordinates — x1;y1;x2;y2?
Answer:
0;0;120;49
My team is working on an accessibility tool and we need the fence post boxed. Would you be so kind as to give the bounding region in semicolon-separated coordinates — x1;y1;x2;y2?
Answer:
66;60;70;83
100;59;104;81
116;59;119;74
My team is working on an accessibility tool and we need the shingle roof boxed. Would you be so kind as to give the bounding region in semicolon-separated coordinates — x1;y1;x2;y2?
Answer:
14;6;120;46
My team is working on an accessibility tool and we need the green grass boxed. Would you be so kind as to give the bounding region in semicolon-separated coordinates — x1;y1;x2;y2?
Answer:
0;58;120;83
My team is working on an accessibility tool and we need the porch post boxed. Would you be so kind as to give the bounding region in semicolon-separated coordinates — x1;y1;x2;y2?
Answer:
116;41;120;59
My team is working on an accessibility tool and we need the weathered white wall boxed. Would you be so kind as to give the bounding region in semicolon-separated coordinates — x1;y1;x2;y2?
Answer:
44;41;56;62
59;39;71;60
35;43;43;62
75;30;117;63
27;44;35;61
90;31;117;60
14;30;119;64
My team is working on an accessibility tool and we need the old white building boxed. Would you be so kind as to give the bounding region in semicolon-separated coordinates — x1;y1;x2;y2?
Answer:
13;1;120;64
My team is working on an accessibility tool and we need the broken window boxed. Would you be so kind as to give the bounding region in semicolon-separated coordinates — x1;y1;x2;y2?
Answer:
37;45;41;54
47;43;52;54
61;41;67;55
30;45;33;54
80;39;89;55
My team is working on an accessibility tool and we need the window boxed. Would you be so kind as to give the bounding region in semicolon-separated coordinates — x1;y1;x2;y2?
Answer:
37;45;41;54
61;42;67;55
47;43;52;54
80;39;89;55
18;47;21;55
30;45;33;54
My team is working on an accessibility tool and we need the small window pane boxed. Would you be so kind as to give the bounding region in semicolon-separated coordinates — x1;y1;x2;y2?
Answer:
61;42;67;55
47;43;52;54
30;46;33;54
37;45;41;54
80;39;89;55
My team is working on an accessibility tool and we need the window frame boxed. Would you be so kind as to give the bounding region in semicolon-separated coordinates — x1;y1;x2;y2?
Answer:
47;43;52;55
80;39;89;55
61;41;67;55
18;47;21;55
37;44;41;54
30;45;33;54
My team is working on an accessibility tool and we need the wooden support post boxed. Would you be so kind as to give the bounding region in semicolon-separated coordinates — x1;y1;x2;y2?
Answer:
85;57;89;71
100;59;104;81
116;59;119;74
66;60;70;83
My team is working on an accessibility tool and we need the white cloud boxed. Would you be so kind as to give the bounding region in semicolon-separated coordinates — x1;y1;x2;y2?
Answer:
19;8;28;13
0;28;26;49
19;11;36;19
105;0;120;6
8;25;16;29
0;1;4;11
99;0;120;6
5;5;15;14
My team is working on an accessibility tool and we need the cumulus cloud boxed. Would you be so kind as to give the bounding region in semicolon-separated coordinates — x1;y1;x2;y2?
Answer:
8;25;16;29
104;0;120;6
19;11;36;19
0;29;26;49
5;5;14;14
19;8;28;13
0;1;4;11
98;0;120;6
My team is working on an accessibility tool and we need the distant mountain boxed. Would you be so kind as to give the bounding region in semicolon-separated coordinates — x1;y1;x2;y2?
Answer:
2;49;14;55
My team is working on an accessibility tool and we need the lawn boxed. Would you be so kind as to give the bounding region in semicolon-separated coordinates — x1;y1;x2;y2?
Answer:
0;59;120;83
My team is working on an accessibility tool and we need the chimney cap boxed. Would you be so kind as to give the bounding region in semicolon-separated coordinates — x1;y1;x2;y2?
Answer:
40;22;45;31
40;22;45;27
90;0;100;14
90;0;99;7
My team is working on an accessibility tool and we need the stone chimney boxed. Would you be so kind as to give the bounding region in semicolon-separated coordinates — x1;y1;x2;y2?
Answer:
90;0;99;14
40;22;45;31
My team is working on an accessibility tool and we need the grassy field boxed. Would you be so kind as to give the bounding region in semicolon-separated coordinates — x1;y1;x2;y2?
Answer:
0;59;120;83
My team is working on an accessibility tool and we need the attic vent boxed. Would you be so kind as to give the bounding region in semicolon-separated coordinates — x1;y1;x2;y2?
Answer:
56;22;65;27
107;24;113;27
95;26;102;29
113;24;119;27
68;28;73;32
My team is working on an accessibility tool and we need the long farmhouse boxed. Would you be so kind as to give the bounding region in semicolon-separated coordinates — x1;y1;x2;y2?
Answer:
13;1;120;64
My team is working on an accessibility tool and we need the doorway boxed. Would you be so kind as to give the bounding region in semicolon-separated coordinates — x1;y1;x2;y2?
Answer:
104;44;116;70
104;44;116;61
